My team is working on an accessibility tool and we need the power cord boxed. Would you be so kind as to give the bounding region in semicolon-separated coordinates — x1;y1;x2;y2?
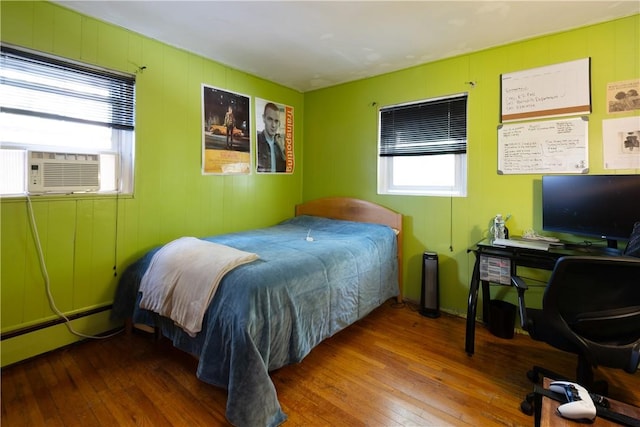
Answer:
26;195;123;340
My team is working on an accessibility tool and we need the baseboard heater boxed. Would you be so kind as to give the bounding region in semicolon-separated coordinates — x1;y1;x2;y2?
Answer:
0;305;112;341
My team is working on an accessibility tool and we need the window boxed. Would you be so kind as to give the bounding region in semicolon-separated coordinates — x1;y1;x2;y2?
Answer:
0;44;135;196
377;93;467;197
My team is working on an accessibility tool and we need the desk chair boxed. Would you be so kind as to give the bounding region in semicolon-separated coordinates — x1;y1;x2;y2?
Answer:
512;255;640;414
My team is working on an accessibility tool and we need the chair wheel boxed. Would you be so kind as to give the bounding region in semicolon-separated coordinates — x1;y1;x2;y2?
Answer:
526;369;540;383
521;400;534;416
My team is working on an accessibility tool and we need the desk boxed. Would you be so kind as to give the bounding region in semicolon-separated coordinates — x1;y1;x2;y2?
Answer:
465;239;619;355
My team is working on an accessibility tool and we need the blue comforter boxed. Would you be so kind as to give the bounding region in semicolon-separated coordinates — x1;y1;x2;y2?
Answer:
112;215;399;426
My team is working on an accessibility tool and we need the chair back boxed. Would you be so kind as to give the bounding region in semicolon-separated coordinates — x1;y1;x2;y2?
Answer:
624;221;640;258
542;256;640;372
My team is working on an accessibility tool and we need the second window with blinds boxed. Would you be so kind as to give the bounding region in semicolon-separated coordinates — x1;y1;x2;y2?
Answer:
377;93;468;197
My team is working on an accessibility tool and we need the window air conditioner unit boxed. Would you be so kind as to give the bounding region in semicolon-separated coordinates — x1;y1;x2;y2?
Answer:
27;151;100;193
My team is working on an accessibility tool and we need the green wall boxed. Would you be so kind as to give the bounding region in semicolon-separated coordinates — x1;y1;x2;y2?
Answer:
1;1;638;367
303;15;639;314
0;1;303;366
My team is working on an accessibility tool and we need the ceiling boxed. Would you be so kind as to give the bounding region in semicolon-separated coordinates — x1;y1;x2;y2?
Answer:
52;1;639;92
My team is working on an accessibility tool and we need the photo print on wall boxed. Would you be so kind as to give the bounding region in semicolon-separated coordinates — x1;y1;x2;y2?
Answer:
607;79;640;113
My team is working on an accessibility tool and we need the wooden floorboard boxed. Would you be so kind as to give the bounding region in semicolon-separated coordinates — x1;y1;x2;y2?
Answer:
2;300;639;426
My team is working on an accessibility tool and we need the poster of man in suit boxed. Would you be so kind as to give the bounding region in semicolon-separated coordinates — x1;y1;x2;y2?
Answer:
255;98;294;174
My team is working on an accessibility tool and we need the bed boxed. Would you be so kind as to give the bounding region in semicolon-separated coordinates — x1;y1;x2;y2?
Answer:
112;197;403;427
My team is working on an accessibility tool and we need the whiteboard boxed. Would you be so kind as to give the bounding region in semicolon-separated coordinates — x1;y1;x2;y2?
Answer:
497;117;588;175
501;58;591;122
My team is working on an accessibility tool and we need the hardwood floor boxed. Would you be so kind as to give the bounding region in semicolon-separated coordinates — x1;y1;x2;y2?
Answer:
2;300;639;426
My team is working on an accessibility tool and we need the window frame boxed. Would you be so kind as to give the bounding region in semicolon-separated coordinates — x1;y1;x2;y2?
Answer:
0;43;136;197
377;93;468;197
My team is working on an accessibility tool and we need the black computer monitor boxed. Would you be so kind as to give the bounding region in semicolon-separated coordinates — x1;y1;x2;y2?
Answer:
542;174;640;249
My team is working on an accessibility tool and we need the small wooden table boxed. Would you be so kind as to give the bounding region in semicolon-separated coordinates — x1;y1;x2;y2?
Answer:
540;378;640;426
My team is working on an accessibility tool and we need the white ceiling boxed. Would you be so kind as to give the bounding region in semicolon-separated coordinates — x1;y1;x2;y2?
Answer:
52;1;639;92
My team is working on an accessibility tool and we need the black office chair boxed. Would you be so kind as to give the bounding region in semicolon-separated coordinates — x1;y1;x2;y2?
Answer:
512;255;640;413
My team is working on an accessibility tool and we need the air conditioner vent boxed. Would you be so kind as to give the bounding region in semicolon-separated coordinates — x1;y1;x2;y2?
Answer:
28;151;100;193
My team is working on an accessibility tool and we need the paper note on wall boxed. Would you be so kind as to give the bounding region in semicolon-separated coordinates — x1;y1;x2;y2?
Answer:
603;116;640;169
497;117;588;175
501;58;591;122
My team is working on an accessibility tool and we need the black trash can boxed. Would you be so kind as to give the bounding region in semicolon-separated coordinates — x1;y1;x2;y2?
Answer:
488;300;516;339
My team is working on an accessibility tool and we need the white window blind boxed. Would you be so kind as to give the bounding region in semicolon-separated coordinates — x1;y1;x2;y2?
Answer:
1;45;135;130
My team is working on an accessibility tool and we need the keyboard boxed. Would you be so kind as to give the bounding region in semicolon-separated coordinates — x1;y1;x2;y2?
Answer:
492;238;551;251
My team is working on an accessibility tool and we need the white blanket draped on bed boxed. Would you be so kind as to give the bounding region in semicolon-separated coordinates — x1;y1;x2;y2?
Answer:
139;237;259;336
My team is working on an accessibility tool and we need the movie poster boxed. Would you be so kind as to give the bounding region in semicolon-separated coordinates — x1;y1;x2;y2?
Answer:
201;85;251;174
255;98;294;174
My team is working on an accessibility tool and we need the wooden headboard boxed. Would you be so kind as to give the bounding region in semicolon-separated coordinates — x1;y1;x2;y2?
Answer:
295;197;403;302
